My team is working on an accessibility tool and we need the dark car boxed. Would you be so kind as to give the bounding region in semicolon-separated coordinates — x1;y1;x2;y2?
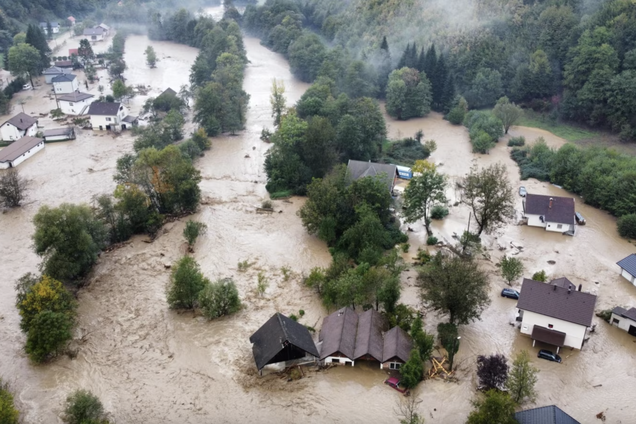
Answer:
501;288;520;299
384;377;408;393
537;349;562;363
575;212;586;225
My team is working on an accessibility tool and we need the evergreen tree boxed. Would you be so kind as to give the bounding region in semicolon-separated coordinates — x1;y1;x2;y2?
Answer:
417;47;426;72
380;36;389;52
424;44;437;79
440;73;456;113
25;24;50;71
432;53;448;110
398;42;411;69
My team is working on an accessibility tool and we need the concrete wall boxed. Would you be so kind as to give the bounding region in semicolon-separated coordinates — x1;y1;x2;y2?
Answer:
60;98;92;115
610;313;636;332
546;221;573;233
620;269;635;285
520;310;588;350
0;141;45;169
526;214;546;228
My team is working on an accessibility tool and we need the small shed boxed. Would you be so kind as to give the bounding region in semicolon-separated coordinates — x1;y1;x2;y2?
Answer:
0;136;44;169
43;127;75;142
610;307;636;337
249;313;319;373
617;254;636;285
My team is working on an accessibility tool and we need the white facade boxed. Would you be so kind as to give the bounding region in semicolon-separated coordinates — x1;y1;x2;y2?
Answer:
323;356;354;366
90;105;129;131
0;122;37;142
0;141;44;169
59;97;93;115
526;214;573;233
54;78;79;94
620;268;636;285
610;312;636;333
520;310;588;350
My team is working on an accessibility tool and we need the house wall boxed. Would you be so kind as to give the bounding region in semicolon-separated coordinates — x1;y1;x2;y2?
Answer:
520;310;588;349
59;98;92;115
323;353;354;366
54;79;79;94
620;269;636;285
87;34;104;42
526;214;546;228
546;221;573;233
610;313;636;332
380;360;404;370
0;141;45;169
1;123;37;141
44;134;71;142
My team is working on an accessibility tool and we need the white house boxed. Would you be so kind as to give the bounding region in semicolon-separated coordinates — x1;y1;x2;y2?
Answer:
616;254;636;286
88;102;135;131
40;22;60;35
523;193;576;234
52;74;79;94
610;307;636;337
0;136;44;169
57;92;94;115
83;27;105;42
1;113;38;141
43;66;72;84
517;277;597;352
97;23;110;36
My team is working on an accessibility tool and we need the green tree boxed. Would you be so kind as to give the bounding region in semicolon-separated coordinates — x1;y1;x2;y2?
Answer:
25;310;74;363
63;389;109;424
46;21;53;40
466;68;504;109
288;32;326;82
466;390;517;424
32;204;107;283
25;23;50;70
410;316;434;361
476;354;509;391
402;167;447;235
419;252;490;325
270;79;286;126
0;168;28;207
400;349;424;389
16;275;76;333
78;39;95;65
462;164;515;235
492;97;522;134
8;43;41;87
13;32;26;45
0;380;19;424
112;79;127;100
617;214;636;239
183;220;207;249
437;322;460;369
531;270;547;282
500;255;524;286
198;278;241;319
506;350;538;404
167;256;209;310
145;45;157;68
386;67;432;120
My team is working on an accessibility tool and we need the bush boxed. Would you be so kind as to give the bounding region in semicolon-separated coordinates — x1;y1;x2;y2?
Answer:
26;310;74;363
261;199;273;209
400;349;424;389
617;214;636;239
414;248;431;265
0;379;19;424
167;256;209;309
16;275;76;334
183;220;207;248
447;106;466;125
596;309;612;323
178;140;202;160
426;236;438;245
430;205;449;220
531;270;547;282
401;243;410;253
198;278;241;319
0;169;28;207
63;389;109;424
507;136;525;147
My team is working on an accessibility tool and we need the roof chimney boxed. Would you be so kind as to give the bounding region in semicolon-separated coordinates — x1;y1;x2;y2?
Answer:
578;284;582;292
553;285;556;291
567;287;572;294
549;197;553;209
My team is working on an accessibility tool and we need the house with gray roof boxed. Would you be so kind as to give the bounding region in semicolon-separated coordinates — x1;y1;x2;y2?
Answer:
57;92;94;116
1;113;38;141
381;326;414;370
319;307;358;366
52;73;79;94
515;405;580;424
43;66;71;84
83;27;105;41
616;253;636;286
517;278;597;352
523;194;576;234
0;136;44;169
610;306;636;337
353;309;386;362
88;102;134;131
249;313;319;373
346;160;398;195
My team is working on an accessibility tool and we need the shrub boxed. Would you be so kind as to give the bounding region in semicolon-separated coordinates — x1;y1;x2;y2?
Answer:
617;214;636;239
414;248;431;265
430;205;449;220
476;354;509;391
401;243;410;253
0;379;19;424
507;136;525;147
237;260;252;272
167;256;209;309
596;309;612;323
26;310;74;363
0;169;28;207
447;106;466;125
289;313;298;321
198;278;241;319
471;130;496;153
281;266;292;281
178;140;202;160
400;349;424;389
183;220;207;248
426;236;438;245
261;199;273;209
16;275;76;334
531;270;547;282
63;389;108;424
298;309;305;317
257;271;269;296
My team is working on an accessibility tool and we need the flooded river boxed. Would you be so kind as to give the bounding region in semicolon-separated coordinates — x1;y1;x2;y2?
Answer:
0;7;635;423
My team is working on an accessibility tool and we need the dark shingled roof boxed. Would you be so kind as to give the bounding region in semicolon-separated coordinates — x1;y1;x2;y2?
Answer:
57;92;94;102
531;325;566;347
617;254;636;277
43;127;74;137
249;313;319;371
347;160;397;193
87;102;121;116
612;306;636;322
52;74;76;83
0;137;43;162
382;326;414;363
43;66;65;75
515;405;580;424
319;307;358;360
517;278;597;327
353;309;385;361
3;113;37;131
55;60;73;68
84;27;105;36
551;277;576;290
524;194;575;225
160;88;177;97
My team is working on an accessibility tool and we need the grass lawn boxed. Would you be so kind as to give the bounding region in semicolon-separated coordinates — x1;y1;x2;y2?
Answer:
517;110;599;142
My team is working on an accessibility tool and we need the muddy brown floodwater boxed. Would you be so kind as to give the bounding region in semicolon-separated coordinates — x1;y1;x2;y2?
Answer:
1;7;635;422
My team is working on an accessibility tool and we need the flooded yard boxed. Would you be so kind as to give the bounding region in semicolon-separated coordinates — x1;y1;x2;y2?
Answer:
0;7;635;423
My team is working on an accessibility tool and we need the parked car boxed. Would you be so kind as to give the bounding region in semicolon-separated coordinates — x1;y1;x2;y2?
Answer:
519;186;527;197
501;288;520;299
22;83;32;90
575;212;586;225
384;377;408;393
537;349;562;363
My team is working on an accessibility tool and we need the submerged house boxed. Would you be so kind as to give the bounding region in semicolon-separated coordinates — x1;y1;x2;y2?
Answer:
0;136;45;169
83;27;105;42
249;313;319;373
610;307;636;337
87;102;136;131
523;194;576;234
381;326;414;370
616;253;636;286
319;307;358;366
517;278;597;352
515;405;581;424
347;160;399;195
1;113;38;141
57;92;94;115
52;74;79;94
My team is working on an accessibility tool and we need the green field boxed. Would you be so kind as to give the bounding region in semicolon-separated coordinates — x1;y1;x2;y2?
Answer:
517;110;599;142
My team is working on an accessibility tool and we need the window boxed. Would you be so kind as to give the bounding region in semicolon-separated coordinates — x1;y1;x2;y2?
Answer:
613;318;620;324
389;363;401;370
548;324;554;329
106;117;112;121
557;224;563;229
331;358;339;364
69;102;74;106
